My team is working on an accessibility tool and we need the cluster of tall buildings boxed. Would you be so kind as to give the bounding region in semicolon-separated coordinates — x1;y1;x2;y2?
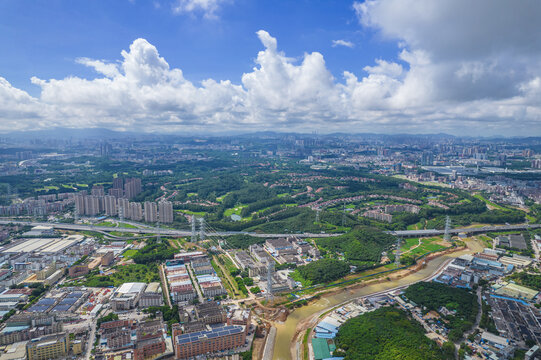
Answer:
73;179;174;223
106;177;142;199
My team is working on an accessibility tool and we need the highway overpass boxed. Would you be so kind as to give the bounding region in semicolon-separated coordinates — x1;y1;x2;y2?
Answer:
1;219;538;239
0;219;338;238
388;224;541;237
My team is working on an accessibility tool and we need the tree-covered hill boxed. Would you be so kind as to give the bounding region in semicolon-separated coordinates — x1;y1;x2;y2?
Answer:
317;227;396;269
335;307;452;360
404;282;478;341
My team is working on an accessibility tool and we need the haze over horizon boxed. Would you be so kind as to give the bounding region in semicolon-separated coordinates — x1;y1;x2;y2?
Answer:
1;0;541;136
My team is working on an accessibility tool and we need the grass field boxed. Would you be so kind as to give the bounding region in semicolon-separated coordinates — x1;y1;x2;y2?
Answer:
176;209;207;216
408;238;446;257
122;249;138;259
77;263;160;287
109;231;134;237
35;185;59;192
401;237;447;257
478;235;493;248
211;256;240;298
401;238;420;252
474;194;508;211
117;222;137;229
224;205;247;217
108;264;159;285
407;221;425;230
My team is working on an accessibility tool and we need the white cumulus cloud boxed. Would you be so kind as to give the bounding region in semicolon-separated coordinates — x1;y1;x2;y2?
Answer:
2;0;541;136
172;0;230;18
332;39;354;48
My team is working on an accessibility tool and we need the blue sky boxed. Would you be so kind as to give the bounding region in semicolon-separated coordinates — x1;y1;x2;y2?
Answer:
0;0;540;136
1;0;398;95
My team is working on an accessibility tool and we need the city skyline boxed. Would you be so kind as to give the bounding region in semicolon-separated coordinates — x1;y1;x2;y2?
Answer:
1;0;541;136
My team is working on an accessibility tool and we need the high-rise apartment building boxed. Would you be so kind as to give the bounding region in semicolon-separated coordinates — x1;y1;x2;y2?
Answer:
91;185;105;197
159;201;174;224
84;196;100;216
125;178;142;199
104;195;117;216
144;202;158;223
112;178;124;190
130;202;143;221
118;198;130;219
74;194;85;216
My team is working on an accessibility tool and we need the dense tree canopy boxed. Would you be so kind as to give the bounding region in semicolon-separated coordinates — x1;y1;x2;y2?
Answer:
317;227;395;269
296;258;350;284
335;307;450;360
404;282;478;342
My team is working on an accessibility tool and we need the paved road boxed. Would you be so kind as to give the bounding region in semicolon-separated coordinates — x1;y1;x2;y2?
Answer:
186;263;204;303
85;318;97;360
388;223;540;237
159;264;172;308
262;327;277;360
0;219;341;238
530;235;540;261
2;219;538;239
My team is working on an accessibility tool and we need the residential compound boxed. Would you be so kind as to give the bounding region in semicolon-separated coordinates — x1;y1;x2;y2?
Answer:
164;259;195;304
0;313;83;360
75;192;174;223
173;303;252;359
97;318;167;360
165;251;226;304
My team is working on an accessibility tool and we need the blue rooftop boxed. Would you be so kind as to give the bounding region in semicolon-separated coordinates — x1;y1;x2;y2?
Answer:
1;325;29;333
176;325;243;345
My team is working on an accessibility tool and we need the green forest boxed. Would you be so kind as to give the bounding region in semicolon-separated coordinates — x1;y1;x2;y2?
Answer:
508;272;541;291
317;227;395;269
295;258;350;284
335;307;452;360
404;282;478;342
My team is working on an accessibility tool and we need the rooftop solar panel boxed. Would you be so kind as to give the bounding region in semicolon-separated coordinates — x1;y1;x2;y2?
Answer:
60;297;78;305
66;292;84;298
51;304;71;312
37;298;56;305
27;305;50;312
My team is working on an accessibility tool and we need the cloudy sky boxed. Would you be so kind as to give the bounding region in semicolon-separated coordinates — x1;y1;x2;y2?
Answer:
1;0;540;136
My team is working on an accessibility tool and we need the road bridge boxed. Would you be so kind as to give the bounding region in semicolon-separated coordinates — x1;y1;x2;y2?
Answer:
388;224;541;237
0;219;340;238
2;219;538;239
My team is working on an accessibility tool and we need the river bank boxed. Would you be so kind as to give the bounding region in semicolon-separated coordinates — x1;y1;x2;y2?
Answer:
271;238;482;360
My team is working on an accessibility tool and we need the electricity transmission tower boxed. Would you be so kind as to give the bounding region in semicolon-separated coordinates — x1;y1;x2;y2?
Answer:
444;215;452;241
395;237;402;267
266;261;274;302
191;216;197;242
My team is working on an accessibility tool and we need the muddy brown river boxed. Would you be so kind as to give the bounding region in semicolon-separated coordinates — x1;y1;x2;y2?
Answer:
272;244;479;360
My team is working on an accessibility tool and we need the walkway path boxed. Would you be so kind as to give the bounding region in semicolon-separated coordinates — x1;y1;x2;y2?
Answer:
186;263;204;303
159;264;172;308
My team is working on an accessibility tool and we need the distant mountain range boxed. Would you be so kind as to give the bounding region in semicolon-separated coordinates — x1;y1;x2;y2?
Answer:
2;127;541;142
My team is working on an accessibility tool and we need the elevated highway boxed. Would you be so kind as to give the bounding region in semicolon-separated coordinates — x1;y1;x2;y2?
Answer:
387;223;541;237
1;219;538;239
0;219;338;238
